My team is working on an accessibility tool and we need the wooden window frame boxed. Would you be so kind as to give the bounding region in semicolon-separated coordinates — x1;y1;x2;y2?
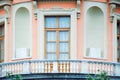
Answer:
44;16;70;60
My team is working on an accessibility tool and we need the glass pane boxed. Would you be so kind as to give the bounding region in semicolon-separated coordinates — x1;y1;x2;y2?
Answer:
59;17;70;28
47;53;56;60
59;53;68;59
59;42;68;52
59;31;68;41
47;31;56;41
45;17;56;28
47;43;56;52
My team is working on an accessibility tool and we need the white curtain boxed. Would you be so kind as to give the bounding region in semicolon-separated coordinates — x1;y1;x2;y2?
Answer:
59;17;70;28
46;17;56;28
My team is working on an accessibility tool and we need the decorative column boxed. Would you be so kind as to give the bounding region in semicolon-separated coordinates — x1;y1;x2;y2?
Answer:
4;5;10;62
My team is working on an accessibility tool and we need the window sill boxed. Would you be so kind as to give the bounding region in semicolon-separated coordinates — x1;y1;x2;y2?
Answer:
12;56;32;61
84;56;107;60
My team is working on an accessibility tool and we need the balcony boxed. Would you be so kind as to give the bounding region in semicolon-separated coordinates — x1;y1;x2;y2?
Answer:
0;60;120;79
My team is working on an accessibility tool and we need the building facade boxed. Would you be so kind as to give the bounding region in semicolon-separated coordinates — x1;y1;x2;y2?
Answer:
0;0;120;79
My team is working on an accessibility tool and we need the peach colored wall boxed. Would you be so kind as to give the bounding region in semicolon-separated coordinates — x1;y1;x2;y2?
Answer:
77;0;84;60
115;8;120;14
13;0;32;4
106;2;113;62
0;9;6;16
38;1;76;9
8;6;12;62
32;2;38;60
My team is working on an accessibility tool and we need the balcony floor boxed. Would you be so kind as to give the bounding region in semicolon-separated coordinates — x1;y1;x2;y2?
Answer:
0;73;120;80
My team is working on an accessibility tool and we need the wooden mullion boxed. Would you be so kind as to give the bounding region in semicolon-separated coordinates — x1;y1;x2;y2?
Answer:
45;28;69;31
56;31;59;59
68;30;70;59
44;30;47;59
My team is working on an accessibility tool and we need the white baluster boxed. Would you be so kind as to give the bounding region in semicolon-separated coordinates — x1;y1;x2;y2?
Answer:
96;63;99;74
47;62;50;73
41;62;44;73
23;61;30;74
70;62;73;73
37;62;40;73
81;61;88;73
52;61;58;73
66;62;69;73
63;62;66;73
89;63;92;73
60;62;62;73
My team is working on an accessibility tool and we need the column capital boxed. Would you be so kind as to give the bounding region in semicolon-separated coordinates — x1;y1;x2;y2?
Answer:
4;5;10;24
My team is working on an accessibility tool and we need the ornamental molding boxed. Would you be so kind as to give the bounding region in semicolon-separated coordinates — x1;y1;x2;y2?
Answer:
39;7;76;12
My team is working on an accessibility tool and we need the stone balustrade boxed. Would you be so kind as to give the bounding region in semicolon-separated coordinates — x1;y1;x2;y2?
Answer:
0;60;120;77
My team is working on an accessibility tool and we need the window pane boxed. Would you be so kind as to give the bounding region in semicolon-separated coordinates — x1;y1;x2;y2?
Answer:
59;42;68;52
59;17;70;28
47;53;56;60
46;17;56;28
59;53;68;59
59;31;68;41
47;43;56;52
47;31;56;41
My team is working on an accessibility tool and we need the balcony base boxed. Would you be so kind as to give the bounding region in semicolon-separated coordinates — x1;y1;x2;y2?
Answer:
1;73;120;80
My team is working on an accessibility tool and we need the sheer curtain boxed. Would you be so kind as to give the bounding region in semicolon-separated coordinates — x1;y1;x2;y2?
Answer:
46;31;56;59
46;17;56;28
59;31;68;60
59;17;70;28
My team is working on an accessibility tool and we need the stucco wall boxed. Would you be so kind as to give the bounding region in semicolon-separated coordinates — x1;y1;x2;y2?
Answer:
0;0;115;62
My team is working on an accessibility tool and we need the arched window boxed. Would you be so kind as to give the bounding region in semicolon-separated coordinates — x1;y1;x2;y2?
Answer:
85;6;104;58
15;7;30;58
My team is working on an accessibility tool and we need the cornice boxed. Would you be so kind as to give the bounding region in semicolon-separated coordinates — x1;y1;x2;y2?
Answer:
109;0;120;5
0;0;11;7
35;0;76;2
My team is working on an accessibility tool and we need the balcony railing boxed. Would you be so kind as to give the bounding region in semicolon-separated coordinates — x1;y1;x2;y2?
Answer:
0;60;120;77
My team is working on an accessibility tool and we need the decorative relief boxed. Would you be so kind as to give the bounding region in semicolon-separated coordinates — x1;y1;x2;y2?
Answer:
33;0;38;20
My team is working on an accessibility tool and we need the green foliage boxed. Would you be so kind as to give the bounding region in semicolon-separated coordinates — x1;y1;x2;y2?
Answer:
14;74;23;80
87;71;110;80
5;72;23;80
6;72;12;78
